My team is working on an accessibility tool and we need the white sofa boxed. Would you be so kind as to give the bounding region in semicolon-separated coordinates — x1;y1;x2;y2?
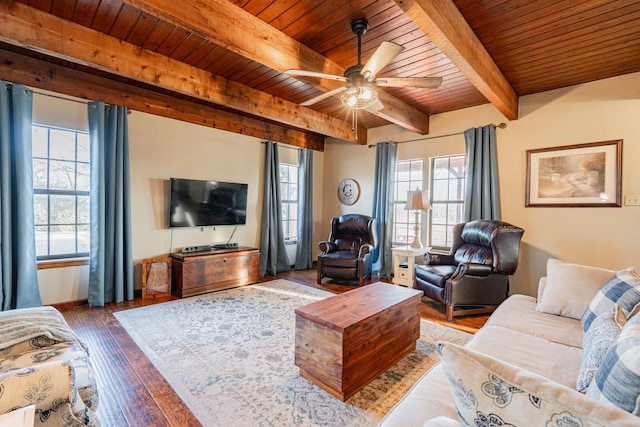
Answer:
381;260;640;426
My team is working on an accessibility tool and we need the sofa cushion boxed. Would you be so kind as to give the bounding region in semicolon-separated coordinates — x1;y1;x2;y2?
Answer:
576;305;625;393
586;308;640;415
378;364;461;426
437;341;640;426
466;324;583;389
536;259;615;320
582;267;640;332
484;294;583;348
423;416;463;426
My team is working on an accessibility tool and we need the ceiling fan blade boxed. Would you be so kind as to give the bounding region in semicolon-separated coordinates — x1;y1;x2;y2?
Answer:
284;69;348;82
374;77;443;88
361;42;405;82
300;86;347;106
366;99;385;113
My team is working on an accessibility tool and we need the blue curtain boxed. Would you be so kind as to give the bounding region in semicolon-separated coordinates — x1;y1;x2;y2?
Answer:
371;142;397;279
464;124;501;221
259;142;290;276
294;148;314;270
88;102;133;307
0;81;42;310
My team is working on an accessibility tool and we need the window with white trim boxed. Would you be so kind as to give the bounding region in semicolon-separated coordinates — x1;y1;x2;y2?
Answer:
32;125;91;259
429;154;466;249
279;163;299;242
392;159;424;245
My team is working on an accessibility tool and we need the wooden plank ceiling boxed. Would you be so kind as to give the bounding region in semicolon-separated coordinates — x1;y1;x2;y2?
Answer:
1;0;639;150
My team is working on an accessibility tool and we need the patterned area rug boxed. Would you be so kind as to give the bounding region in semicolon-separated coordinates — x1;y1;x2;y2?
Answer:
114;280;471;426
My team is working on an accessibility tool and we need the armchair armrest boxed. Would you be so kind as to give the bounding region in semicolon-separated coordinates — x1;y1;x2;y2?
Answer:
0;360;100;426
450;262;494;281
318;241;337;254
425;252;455;265
357;244;374;259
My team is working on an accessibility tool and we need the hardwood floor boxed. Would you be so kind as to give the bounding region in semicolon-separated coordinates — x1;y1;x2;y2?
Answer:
55;269;489;427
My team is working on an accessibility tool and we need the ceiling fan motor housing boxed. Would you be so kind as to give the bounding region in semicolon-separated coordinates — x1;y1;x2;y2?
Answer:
344;65;365;85
351;19;369;36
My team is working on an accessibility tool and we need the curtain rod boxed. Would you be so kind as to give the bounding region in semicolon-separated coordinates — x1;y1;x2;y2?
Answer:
30;89;133;114
367;122;507;148
261;141;302;151
29;89;89;105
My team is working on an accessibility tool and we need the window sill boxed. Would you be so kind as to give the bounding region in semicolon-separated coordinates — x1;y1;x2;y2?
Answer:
37;258;89;270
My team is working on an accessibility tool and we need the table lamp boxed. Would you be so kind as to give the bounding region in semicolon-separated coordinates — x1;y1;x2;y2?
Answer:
405;188;431;248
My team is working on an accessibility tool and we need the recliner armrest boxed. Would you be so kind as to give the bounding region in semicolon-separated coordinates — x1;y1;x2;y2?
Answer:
318;241;337;254
425;252;455;265
450;262;494;280
357;244;374;259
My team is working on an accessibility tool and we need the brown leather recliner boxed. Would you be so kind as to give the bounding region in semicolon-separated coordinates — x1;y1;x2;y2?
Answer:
414;220;524;321
317;214;378;287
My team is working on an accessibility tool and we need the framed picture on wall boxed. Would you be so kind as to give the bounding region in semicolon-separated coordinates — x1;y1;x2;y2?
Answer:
525;140;622;207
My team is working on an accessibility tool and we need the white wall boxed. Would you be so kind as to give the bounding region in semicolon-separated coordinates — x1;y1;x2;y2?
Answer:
32;94;325;304
324;72;640;296
32;71;640;303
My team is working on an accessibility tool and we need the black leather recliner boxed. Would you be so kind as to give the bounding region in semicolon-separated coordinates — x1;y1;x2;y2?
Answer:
317;214;378;287
414;220;524;321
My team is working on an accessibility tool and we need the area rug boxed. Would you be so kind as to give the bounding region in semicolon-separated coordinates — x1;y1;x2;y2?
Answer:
114;280;471;426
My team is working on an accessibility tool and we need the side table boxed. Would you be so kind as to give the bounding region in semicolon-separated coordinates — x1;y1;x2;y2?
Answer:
392;245;429;287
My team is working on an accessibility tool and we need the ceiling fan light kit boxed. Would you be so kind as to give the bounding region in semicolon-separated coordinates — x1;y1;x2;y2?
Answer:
285;18;442;138
342;86;378;109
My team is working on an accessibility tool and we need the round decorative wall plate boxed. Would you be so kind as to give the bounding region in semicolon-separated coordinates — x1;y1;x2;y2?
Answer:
337;178;360;205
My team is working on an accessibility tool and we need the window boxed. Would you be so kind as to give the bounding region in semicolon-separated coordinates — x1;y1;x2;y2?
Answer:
392;159;424;245
279;163;298;241
32;125;90;259
429;155;466;248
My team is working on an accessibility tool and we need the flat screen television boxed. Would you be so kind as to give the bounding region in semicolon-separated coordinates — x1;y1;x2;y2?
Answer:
169;178;248;228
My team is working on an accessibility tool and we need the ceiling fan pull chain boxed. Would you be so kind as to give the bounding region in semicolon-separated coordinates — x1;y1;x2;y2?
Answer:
352;108;359;140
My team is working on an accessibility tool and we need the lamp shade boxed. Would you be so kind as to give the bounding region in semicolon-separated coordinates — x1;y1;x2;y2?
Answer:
405;189;431;211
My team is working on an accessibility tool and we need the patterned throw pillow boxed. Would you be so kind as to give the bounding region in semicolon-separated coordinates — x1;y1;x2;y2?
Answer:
576;305;625;393
582;268;640;333
586;309;640;415
436;341;639;426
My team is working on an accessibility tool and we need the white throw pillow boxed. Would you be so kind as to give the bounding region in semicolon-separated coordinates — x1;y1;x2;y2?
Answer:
537;276;547;301
535;259;615;319
436;341;639;426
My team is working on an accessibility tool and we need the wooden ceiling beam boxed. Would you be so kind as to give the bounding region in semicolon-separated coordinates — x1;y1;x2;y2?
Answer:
122;0;432;134
0;1;361;143
393;0;519;120
0;48;324;150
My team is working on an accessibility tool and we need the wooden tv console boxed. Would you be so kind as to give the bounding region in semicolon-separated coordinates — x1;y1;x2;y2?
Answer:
170;247;260;297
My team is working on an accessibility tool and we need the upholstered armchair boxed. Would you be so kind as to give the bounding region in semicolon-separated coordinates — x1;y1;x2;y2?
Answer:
414;220;524;321
317;214;378;287
0;306;100;426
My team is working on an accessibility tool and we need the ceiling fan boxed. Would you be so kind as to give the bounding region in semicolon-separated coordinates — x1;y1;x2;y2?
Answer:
285;19;443;112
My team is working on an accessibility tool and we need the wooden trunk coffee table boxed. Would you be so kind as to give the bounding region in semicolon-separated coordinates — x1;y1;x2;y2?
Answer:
294;282;423;401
